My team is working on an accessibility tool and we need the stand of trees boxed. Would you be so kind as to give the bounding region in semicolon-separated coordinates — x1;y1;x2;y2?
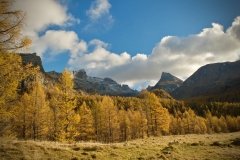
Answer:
1;63;240;142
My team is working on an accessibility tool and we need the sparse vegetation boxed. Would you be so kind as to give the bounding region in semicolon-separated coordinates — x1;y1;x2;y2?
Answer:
0;132;240;160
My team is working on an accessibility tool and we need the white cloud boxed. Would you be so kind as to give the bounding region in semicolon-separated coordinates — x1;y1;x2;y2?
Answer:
68;17;240;90
87;0;111;21
33;30;87;57
149;18;240;79
89;39;109;49
12;0;78;33
68;42;131;71
84;0;114;32
132;54;148;61
227;16;240;41
12;0;82;58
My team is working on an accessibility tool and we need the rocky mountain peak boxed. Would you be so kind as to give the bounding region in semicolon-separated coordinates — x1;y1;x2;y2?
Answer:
73;70;138;96
74;69;87;79
148;72;183;93
160;72;180;82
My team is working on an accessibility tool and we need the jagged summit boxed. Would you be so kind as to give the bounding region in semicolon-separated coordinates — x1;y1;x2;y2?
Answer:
18;53;138;96
148;72;183;93
74;69;87;79
160;72;180;82
73;69;138;96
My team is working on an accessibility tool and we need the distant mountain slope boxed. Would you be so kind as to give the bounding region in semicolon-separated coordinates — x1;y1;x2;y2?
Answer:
148;72;183;93
73;70;138;96
20;53;138;96
19;53;240;100
172;60;240;101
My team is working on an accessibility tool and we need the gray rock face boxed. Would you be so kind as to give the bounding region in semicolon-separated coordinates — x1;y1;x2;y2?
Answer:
148;72;183;93
74;69;87;79
45;71;61;82
172;60;240;100
19;53;44;72
73;70;138;96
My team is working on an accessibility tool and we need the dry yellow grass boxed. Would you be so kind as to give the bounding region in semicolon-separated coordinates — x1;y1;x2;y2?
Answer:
0;132;240;160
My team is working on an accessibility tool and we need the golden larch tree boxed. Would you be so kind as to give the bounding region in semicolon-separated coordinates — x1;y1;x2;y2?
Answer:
99;96;119;142
58;70;80;141
77;101;94;141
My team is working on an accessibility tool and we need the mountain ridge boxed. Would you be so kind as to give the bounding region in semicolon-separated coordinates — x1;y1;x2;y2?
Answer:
172;60;240;101
19;53;240;100
73;69;138;96
20;53;138;96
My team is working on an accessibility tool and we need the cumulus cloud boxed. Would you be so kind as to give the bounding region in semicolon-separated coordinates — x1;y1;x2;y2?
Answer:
12;0;79;33
68;17;240;89
12;0;82;57
228;16;240;41
132;54;148;61
84;0;114;32
87;0;111;21
68;42;131;71
149;19;240;78
33;30;87;57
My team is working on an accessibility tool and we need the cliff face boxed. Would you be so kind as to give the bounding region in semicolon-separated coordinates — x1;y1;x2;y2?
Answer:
172;60;240;100
148;72;183;93
45;69;138;96
19;53;44;72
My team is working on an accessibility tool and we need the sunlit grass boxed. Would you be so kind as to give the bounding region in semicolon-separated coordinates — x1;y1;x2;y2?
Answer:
1;132;240;160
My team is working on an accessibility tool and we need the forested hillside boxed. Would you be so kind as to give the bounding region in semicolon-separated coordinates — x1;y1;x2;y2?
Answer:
1;58;240;142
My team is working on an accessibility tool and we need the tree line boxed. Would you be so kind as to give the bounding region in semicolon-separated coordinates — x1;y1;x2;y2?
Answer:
1;62;240;142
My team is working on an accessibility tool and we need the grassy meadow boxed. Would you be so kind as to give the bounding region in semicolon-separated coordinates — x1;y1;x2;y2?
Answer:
1;132;240;160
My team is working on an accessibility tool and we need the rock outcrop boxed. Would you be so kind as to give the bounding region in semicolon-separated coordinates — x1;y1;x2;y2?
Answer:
148;72;183;93
73;69;138;96
45;71;61;82
19;53;44;72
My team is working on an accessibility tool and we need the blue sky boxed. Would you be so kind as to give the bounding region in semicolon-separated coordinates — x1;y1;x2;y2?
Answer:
65;0;240;54
14;0;240;89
